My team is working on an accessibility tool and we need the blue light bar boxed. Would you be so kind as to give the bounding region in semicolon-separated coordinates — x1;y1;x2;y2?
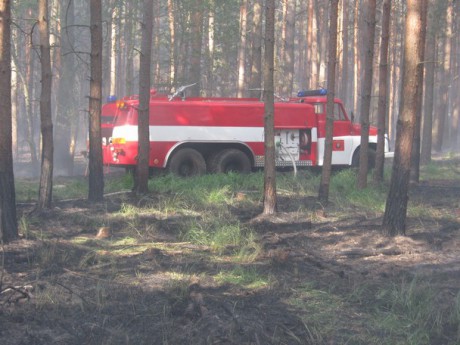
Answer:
297;89;327;97
107;95;117;103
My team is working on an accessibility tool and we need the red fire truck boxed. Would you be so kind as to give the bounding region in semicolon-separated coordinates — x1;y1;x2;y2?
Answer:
105;88;390;176
101;96;118;165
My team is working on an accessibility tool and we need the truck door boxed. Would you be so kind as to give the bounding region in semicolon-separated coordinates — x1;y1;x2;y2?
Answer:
316;102;354;165
314;102;352;137
330;103;354;164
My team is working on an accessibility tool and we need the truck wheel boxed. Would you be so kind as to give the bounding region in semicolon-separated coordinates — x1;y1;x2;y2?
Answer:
210;149;251;174
352;148;376;169
168;148;206;177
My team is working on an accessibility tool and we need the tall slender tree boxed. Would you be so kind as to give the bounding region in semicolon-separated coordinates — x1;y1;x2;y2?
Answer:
451;0;460;150
55;0;77;176
0;0;18;243
249;0;263;98
318;0;339;204
373;0;391;184
382;0;425;236
433;0;452;152
188;0;203;97
280;0;296;97
36;0;54;211
237;0;248;97
88;0;104;202
357;0;377;189
410;0;428;184
421;0;436;165
134;0;154;194
262;0;276;215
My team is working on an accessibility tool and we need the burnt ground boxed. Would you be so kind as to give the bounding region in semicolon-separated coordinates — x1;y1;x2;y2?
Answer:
1;159;460;344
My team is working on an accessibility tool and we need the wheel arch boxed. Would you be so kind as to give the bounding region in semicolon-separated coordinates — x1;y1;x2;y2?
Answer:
351;143;377;167
164;141;255;168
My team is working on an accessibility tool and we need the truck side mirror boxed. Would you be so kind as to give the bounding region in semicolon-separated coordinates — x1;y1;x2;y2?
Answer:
350;111;355;123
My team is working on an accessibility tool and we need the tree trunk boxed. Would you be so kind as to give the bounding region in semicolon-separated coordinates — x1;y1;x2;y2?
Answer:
340;0;350;106
237;0;248;97
11;48;17;159
25;7;39;174
167;0;176;89
382;0;425;237
88;0;104;202
281;0;296;97
153;0;161;86
309;0;318;89
188;0;203;97
109;5;118;97
352;0;360;115
373;0;391;184
318;0;339;204
37;0;54;211
0;0;18;243
357;0;377;189
433;0;452;152
134;0;154;195
124;2;135;95
262;0;277;216
249;0;263;98
55;0;76;176
317;2;328;87
452;0;460;150
410;0;428;184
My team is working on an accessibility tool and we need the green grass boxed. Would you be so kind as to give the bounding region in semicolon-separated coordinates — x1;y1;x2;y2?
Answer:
372;277;445;345
287;277;458;345
420;159;460;180
328;169;388;213
11;161;460;344
214;266;272;289
180;218;259;256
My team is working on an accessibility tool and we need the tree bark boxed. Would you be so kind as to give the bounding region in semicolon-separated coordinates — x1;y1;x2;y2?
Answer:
382;0;425;237
249;0;262;98
340;0;350;106
452;0;460;150
167;0;176;89
0;0;18;243
410;0;428;184
357;0;377;189
134;0;154;195
37;0;54;211
262;0;277;215
280;0;296;97
88;0;104;202
25;6;39;175
237;0;248;97
309;0;318;89
433;0;452;152
318;0;339;204
373;0;391;184
188;0;203;97
55;0;76;176
352;0;360;114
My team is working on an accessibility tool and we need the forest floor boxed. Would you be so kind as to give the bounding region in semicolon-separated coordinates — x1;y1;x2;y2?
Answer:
1;156;460;344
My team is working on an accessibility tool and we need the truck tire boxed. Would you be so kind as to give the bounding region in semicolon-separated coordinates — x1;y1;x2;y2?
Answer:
352;147;376;169
168;148;206;177
209;149;251;174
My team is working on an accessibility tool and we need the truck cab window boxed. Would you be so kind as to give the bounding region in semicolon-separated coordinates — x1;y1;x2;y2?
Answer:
334;104;345;121
314;104;323;114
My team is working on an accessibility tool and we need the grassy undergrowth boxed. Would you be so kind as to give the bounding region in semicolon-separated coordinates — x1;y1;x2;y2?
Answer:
289;277;459;345
12;161;460;344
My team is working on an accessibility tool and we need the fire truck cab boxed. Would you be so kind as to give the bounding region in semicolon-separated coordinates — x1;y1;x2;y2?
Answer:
105;89;389;177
